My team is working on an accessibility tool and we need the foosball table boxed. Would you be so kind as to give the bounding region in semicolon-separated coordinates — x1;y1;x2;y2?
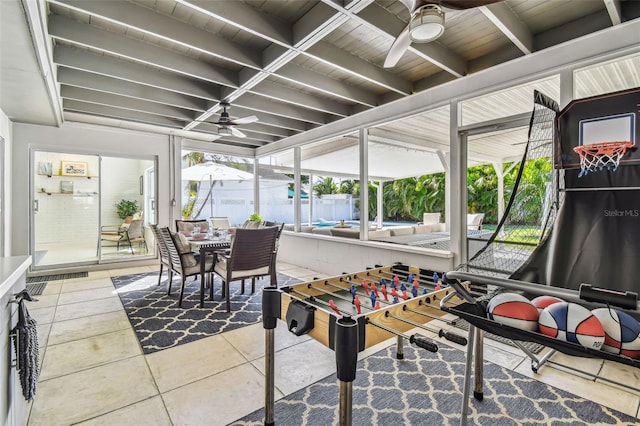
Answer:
261;264;469;426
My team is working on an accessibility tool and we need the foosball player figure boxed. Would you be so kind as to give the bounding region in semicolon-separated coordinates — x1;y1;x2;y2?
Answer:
422;288;428;295
413;278;420;291
400;282;407;292
329;300;341;315
374;301;381;310
362;279;370;295
350;283;357;302
393;275;400;288
370;282;379;298
381;284;388;301
370;291;377;308
391;287;398;300
392;296;399;304
353;295;362;314
402;290;410;300
411;286;418;298
434;281;442;291
432;272;439;285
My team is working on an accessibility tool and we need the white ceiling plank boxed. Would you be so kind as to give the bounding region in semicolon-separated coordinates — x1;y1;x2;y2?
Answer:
54;0;262;69
48;14;238;87
305;41;411;95
57;67;208;111
60;85;196;121
276;63;379;107
250;79;351;117
480;3;533;55
233;93;329;125
54;45;220;101
63;99;185;128
184;0;292;45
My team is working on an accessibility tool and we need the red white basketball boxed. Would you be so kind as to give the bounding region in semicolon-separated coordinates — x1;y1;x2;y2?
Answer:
531;295;564;313
538;302;605;350
591;308;640;359
487;293;539;332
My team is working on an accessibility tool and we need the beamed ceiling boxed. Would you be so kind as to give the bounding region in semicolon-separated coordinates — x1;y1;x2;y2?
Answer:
2;0;640;179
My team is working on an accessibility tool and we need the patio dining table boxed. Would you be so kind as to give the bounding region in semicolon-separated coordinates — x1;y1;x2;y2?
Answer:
189;237;232;307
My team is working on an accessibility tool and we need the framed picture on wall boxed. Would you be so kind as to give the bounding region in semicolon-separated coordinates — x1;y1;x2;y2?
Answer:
61;161;88;177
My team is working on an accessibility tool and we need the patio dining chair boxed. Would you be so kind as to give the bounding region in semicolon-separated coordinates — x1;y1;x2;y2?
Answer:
175;219;210;235
210;216;231;230
159;226;215;307
211;225;279;312
150;224;171;288
100;219;147;253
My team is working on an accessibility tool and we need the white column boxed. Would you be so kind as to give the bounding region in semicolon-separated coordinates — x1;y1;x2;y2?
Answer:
493;162;505;222
449;100;467;266
253;158;260;215
436;149;450;230
359;129;369;240
293;147;301;232
559;68;574;109
308;173;314;226
377;181;383;229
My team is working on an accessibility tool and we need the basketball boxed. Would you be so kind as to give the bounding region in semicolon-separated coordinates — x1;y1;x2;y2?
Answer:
486;293;539;332
591;308;640;359
538;302;605;349
531;295;564;313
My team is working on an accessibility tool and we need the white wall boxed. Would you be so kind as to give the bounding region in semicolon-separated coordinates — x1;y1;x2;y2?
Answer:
12;122;171;257
279;232;454;276
0;108;11;256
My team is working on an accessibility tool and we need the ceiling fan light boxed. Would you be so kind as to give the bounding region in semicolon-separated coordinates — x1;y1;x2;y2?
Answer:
409;5;445;43
218;125;232;136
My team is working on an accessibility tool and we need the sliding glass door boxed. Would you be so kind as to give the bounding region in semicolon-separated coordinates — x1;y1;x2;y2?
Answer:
31;151;156;269
99;156;155;261
32;151;101;268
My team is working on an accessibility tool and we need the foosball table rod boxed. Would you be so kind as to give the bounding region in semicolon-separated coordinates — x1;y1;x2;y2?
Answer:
386;309;468;346
365;317;439;354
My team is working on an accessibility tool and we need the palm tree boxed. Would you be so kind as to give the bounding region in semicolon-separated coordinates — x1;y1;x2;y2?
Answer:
313;177;337;196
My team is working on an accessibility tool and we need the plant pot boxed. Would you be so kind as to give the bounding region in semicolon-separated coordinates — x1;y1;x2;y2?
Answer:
124;216;133;223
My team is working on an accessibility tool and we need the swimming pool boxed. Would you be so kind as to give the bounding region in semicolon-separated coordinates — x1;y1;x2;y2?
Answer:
313;220;414;228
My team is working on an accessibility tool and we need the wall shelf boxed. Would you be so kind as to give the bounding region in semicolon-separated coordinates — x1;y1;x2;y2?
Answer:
37;173;98;179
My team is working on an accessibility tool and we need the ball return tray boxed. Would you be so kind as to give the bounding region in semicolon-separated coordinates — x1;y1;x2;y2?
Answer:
440;270;640;426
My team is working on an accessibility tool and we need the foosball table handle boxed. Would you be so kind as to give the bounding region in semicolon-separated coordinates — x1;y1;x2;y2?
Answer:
438;329;468;346
409;335;438;353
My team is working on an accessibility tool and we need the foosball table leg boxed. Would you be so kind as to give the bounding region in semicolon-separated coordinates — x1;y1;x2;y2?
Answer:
335;316;359;426
396;335;404;359
460;325;476;426
263;287;281;426
473;329;484;401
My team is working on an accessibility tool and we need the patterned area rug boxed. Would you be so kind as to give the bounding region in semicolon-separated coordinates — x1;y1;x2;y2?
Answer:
235;344;637;425
111;271;300;354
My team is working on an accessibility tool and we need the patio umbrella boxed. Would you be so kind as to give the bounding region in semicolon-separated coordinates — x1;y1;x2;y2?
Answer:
181;162;253;216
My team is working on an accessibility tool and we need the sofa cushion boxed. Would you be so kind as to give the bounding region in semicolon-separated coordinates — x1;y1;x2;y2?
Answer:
423;213;441;225
368;229;391;239
390;226;415;236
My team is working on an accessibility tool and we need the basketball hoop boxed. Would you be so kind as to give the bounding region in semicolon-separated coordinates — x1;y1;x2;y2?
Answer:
572;141;634;177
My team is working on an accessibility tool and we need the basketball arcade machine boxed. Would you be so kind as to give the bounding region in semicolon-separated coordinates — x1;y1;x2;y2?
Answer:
443;87;640;425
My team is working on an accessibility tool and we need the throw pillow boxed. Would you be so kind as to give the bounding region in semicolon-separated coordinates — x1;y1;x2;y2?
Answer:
171;231;197;268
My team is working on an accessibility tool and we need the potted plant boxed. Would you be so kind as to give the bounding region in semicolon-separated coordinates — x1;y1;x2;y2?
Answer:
116;199;139;223
248;213;263;222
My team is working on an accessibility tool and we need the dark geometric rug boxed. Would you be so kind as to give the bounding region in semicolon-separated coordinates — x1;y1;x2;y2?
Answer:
234;343;638;426
111;271;300;354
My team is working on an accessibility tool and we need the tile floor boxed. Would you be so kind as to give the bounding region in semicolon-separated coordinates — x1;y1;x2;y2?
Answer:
24;261;640;425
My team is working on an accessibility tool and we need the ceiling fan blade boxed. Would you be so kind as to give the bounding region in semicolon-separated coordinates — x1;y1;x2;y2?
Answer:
398;0;417;12
384;24;411;68
231;115;258;125
440;0;503;10
230;127;246;138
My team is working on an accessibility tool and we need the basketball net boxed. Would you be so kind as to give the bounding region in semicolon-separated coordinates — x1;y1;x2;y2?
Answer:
572;141;633;177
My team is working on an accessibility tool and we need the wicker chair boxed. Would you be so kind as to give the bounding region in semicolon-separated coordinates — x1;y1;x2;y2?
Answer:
159;226;214;307
149;224;171;288
212;226;279;312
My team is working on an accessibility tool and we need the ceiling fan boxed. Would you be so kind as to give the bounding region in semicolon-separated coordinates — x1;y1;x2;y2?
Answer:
211;101;258;138
384;0;503;68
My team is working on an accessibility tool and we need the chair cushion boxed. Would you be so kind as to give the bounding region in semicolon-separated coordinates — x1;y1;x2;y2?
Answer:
423;213;441;225
177;221;209;233
172;232;197;267
184;256;214;275
214;256;269;280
